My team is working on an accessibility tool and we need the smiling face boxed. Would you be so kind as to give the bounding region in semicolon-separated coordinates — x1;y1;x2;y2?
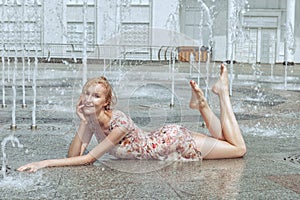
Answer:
82;83;109;116
81;77;116;117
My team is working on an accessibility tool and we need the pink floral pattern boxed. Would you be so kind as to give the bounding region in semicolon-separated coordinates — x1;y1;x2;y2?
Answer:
107;110;202;161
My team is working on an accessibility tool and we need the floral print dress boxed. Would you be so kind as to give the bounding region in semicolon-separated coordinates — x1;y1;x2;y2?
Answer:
96;110;202;161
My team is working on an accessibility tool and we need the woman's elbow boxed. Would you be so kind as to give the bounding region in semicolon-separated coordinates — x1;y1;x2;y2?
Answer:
236;145;247;158
84;154;97;165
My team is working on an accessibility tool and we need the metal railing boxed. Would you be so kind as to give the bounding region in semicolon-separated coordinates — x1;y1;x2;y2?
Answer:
0;43;209;62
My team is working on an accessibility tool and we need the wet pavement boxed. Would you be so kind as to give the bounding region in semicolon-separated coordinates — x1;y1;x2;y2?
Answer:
0;61;299;199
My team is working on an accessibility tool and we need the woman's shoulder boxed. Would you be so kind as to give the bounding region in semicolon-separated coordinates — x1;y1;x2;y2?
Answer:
111;109;131;123
111;109;127;118
110;109;135;132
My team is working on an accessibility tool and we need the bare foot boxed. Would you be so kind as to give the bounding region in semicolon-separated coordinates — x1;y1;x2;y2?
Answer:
212;64;229;95
189;80;207;110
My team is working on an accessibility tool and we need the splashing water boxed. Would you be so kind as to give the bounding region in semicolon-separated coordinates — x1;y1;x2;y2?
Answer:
1;135;23;179
0;172;44;190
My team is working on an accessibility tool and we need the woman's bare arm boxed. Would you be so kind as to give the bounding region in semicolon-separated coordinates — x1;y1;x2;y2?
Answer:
88;127;127;159
68;95;93;157
17;127;127;172
68;121;93;157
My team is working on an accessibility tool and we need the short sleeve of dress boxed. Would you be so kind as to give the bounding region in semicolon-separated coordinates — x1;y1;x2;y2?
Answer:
110;110;135;133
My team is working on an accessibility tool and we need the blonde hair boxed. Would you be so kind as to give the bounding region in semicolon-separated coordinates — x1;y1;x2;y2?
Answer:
82;76;117;110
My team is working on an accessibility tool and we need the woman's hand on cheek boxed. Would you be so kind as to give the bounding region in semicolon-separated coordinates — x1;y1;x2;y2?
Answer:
76;95;87;123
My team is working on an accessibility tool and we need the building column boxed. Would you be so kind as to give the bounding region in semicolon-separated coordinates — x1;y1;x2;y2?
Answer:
285;0;295;65
226;0;235;63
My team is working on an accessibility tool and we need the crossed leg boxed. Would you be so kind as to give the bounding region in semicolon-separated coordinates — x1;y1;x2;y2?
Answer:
190;64;246;159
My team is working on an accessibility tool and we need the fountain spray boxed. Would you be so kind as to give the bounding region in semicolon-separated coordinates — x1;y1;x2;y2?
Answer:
165;4;179;107
21;45;27;108
1;47;6;108
31;46;38;130
31;0;40;130
189;53;195;78
199;0;213;94
170;49;176;107
1;135;23;179
82;0;88;85
197;9;203;86
1;4;6;108
227;0;248;96
6;51;10;83
21;0;26;108
11;48;17;130
27;46;31;82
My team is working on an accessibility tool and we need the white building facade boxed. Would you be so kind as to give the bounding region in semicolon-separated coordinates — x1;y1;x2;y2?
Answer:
0;0;299;64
